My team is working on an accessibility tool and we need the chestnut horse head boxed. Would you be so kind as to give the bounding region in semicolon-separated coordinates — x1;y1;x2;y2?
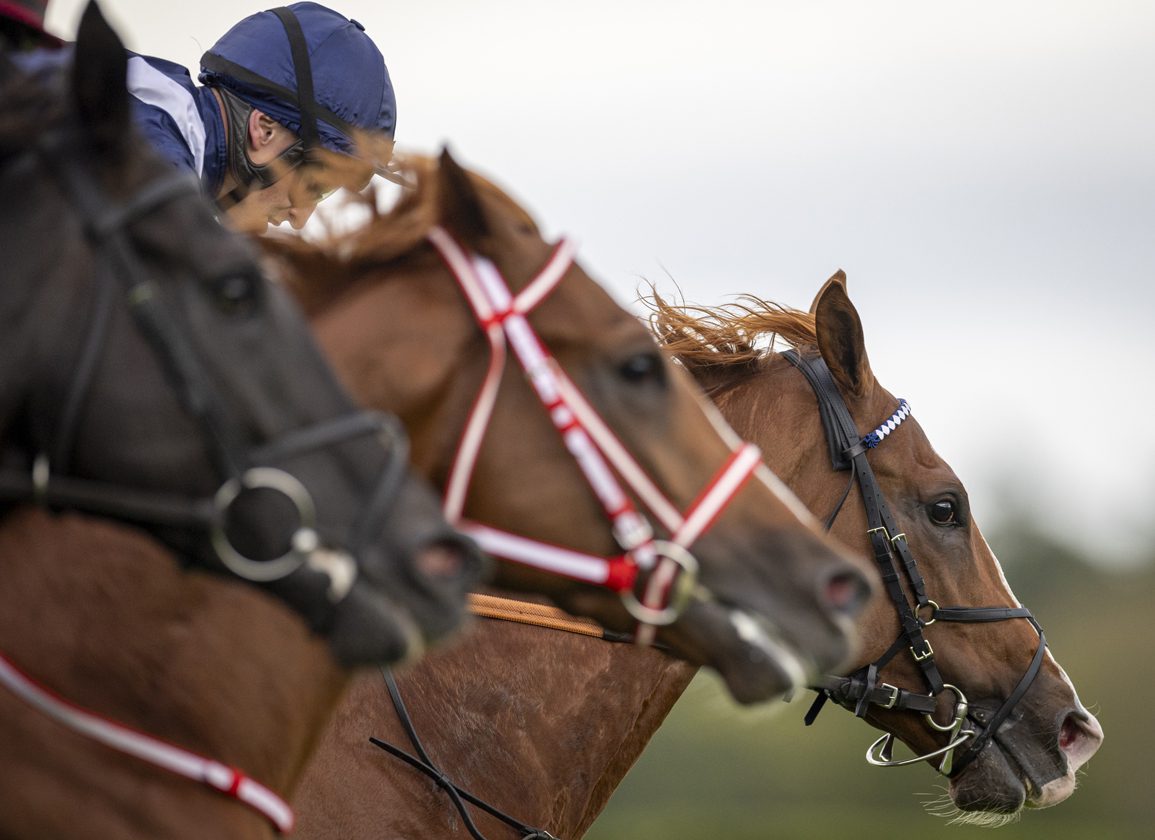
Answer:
267;152;876;703
653;274;1103;819
0;2;482;666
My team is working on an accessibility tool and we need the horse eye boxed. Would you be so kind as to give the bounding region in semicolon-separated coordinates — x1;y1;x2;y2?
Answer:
618;352;666;386
213;273;261;317
928;499;958;526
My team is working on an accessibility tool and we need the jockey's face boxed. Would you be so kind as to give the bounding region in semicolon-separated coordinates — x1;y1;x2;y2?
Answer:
220;113;316;234
221;115;375;235
223;175;312;234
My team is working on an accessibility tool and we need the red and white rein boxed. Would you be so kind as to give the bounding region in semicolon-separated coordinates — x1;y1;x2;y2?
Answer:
0;650;293;832
428;226;762;642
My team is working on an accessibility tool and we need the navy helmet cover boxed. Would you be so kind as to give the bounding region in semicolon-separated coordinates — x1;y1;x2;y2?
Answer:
198;2;395;156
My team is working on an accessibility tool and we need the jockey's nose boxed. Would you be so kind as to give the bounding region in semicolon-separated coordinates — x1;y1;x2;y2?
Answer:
288;203;317;230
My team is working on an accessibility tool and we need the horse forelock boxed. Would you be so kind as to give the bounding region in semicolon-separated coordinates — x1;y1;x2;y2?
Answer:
645;292;818;382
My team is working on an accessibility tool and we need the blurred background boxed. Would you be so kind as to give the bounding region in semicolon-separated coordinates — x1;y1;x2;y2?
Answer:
45;1;1154;836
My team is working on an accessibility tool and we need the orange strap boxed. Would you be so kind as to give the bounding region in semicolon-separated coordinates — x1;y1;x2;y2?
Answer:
468;593;610;639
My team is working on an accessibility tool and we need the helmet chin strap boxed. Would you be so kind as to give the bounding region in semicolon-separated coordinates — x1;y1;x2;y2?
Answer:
215;88;306;211
216;7;323;213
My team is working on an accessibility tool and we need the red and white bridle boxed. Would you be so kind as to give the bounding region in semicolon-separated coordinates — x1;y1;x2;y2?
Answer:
428;227;762;642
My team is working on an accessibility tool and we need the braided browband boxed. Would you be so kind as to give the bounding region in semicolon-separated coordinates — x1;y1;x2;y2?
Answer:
863;399;911;449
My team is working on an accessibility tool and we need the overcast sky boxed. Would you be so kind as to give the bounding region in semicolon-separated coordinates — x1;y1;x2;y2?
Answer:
46;1;1155;565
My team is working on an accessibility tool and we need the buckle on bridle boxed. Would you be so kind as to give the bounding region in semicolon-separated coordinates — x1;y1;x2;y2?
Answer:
910;639;935;661
879;683;900;710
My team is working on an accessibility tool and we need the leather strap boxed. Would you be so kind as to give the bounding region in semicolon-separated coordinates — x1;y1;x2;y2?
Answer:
269;7;321;151
371;668;558;840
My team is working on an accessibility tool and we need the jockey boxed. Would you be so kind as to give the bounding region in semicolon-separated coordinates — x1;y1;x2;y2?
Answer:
0;0;62;50
128;2;396;233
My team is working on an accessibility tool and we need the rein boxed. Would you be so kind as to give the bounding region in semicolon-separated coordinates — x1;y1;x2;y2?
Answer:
427;227;762;640
370;594;634;840
782;350;1046;776
372;665;559;840
0;651;293;833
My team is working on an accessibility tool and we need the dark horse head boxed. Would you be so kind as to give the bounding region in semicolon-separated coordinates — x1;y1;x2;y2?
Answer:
0;2;483;666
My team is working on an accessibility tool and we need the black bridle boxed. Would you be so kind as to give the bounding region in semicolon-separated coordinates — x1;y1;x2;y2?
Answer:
783;349;1047;776
0;120;408;608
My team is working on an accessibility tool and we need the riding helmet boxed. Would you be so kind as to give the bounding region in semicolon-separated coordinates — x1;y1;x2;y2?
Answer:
198;2;396;156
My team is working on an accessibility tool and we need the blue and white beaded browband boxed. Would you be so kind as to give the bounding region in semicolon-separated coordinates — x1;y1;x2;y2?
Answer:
863;399;911;449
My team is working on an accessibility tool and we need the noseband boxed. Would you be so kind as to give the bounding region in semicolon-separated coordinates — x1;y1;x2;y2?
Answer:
428;228;762;638
0;128;409;604
783;350;1047;777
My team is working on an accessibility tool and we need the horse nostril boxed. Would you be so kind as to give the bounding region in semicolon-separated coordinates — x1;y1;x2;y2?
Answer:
416;542;464;580
414;537;485;582
1057;709;1104;768
1059;716;1081;751
821;566;872;616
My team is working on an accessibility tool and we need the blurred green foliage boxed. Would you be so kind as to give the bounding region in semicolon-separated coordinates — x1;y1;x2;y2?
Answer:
587;514;1152;839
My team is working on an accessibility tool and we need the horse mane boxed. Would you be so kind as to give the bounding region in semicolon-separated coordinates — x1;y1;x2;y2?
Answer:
645;291;818;384
266;154;541;316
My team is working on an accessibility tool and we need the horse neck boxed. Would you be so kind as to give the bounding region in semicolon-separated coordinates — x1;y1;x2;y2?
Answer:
0;507;346;839
567;641;697;836
294;603;696;839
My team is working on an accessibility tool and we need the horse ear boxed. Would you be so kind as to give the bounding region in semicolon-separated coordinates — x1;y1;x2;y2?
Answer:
809;269;848;314
813;271;873;398
436;146;490;247
72;1;129;155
